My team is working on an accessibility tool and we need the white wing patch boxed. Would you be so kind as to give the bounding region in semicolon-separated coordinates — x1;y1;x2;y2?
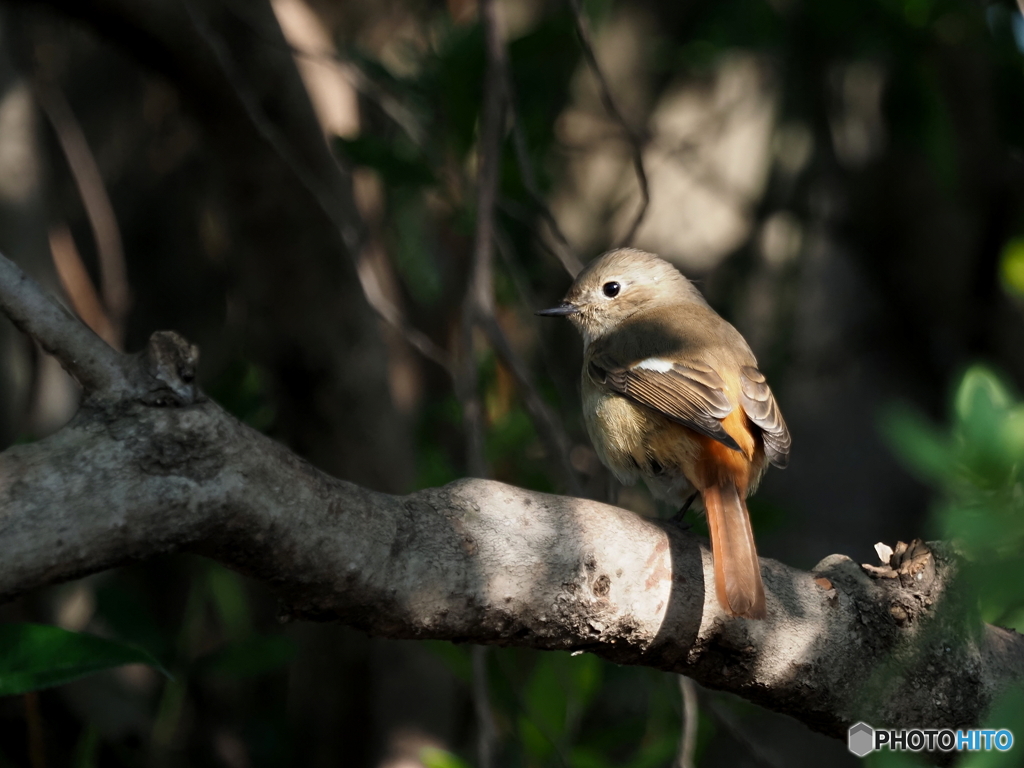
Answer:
633;357;675;373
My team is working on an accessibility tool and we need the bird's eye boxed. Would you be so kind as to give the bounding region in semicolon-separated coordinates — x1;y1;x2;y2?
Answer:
603;281;620;298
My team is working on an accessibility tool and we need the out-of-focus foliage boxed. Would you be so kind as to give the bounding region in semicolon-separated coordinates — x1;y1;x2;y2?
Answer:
866;690;1024;767
873;367;1024;766
422;745;475;768
427;644;698;768
0;624;167;697
883;366;1024;627
1001;238;1024;298
331;11;586;499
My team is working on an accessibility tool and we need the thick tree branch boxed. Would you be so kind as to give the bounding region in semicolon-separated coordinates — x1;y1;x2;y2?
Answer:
1;252;1023;747
2;392;1022;741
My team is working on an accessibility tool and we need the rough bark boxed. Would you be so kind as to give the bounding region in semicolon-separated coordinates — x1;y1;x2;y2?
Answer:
0;251;1022;749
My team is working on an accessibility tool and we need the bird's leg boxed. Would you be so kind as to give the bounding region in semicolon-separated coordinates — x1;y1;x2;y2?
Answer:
670;492;699;528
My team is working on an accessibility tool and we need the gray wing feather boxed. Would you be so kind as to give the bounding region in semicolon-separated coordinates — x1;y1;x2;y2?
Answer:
739;366;790;468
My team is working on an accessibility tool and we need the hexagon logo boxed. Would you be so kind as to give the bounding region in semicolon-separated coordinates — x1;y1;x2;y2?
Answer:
848;722;875;757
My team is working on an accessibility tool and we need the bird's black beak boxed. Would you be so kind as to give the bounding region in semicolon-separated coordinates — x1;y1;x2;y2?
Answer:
535;302;579;317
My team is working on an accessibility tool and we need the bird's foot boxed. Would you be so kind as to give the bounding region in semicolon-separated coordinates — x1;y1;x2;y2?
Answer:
669;492;698;529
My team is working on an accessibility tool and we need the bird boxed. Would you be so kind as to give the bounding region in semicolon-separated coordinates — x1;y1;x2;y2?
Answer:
537;248;790;619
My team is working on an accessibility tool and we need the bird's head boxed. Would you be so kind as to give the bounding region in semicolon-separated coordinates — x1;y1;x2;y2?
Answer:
536;248;705;343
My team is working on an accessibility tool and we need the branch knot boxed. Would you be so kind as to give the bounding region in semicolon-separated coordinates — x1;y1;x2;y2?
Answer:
137;331;201;406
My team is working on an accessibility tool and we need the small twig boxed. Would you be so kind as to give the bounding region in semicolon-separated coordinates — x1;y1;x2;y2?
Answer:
48;225;118;348
0;251;126;396
493;227;580;411
457;316;488;480
677;676;699;768
34;79;131;348
503;81;583;276
355;258;454;375
566;0;650;246
333;60;426;146
496;198;582;277
480;315;583;496
471;645;498;768
458;0;507;475
465;0;505;321
492;221;599;494
459;3;508;764
662;141;752;209
215;0;427;145
461;0;583;499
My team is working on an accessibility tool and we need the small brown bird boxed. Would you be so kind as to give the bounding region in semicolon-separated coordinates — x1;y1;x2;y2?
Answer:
538;249;790;619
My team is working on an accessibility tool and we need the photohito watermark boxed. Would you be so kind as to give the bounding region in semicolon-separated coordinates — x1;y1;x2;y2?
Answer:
848;722;1014;757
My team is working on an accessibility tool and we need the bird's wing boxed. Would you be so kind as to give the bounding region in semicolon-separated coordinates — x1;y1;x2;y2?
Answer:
588;352;741;452
738;366;790;468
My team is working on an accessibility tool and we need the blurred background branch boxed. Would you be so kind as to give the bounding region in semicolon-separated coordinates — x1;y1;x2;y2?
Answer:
566;0;650;247
34;79;129;348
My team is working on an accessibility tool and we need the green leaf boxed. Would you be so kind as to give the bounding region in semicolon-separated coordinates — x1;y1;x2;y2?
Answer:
506;13;578;156
957;687;1024;768
0;623;168;697
999;237;1024;298
206;565;251;642
954;367;1017;485
566;652;603;713
1000;406;1024;461
939;503;1005;557
885;364;1024;627
955;366;1012;424
420;746;472;768
878;405;954;482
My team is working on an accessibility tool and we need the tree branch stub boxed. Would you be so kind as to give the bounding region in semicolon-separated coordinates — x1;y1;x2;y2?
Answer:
0;251;125;398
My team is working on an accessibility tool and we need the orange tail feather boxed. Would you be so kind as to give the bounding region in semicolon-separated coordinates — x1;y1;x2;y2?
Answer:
703;483;766;619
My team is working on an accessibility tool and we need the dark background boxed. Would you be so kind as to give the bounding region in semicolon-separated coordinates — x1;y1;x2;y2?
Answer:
0;0;1022;764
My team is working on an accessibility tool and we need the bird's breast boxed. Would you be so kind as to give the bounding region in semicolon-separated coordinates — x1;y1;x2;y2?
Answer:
582;379;646;485
582;374;703;499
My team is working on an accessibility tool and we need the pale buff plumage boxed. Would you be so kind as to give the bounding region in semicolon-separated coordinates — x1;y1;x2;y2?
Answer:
538;248;791;619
